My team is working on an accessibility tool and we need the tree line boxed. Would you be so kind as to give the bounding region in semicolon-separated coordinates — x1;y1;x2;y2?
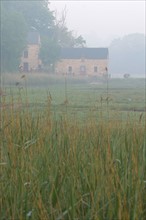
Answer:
109;33;145;77
1;0;86;72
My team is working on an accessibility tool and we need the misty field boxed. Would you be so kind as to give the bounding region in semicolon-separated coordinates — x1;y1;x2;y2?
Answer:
0;74;146;219
1;73;146;116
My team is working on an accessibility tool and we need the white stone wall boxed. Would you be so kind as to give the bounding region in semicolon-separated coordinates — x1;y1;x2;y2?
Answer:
20;44;41;71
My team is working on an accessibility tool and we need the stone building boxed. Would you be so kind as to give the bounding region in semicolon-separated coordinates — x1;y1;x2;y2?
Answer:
20;31;42;72
55;48;108;76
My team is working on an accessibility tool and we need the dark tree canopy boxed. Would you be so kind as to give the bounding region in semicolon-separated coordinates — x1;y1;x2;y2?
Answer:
1;5;28;72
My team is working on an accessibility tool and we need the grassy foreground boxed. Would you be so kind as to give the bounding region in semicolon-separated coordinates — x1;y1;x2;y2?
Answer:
0;96;146;220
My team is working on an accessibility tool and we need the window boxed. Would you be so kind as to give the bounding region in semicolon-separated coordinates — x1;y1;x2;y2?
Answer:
94;66;98;73
80;65;86;74
68;66;72;73
24;50;28;58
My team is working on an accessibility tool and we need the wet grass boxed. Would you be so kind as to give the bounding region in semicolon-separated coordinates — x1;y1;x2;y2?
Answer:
0;92;146;220
0;75;146;219
2;76;146;117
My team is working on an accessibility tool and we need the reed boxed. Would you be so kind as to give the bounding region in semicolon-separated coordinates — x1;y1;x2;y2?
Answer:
0;87;146;220
0;95;146;220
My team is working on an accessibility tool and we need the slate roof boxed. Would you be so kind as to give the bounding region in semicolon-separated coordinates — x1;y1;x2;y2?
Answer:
59;48;108;59
27;31;40;44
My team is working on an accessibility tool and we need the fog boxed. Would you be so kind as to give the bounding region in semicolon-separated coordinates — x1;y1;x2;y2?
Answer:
50;0;145;47
50;1;146;77
1;0;145;77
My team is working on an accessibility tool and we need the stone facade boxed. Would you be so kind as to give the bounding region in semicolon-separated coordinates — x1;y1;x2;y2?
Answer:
20;31;41;72
20;37;108;75
55;58;108;76
55;48;108;76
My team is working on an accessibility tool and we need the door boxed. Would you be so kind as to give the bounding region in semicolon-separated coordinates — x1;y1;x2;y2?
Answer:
23;62;29;72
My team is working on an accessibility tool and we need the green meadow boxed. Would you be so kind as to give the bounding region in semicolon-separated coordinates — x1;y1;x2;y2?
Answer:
2;74;145;117
1;74;146;219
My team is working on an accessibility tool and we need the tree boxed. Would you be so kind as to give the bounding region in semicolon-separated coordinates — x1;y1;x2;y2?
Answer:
109;33;145;77
74;35;86;48
1;0;55;36
53;7;86;48
40;5;86;69
1;6;28;72
1;0;86;72
1;0;55;72
39;36;61;69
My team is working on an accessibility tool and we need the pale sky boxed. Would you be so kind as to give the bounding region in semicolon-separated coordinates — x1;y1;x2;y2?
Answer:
49;0;145;46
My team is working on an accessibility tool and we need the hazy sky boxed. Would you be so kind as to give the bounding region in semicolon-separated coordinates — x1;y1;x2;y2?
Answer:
50;0;145;46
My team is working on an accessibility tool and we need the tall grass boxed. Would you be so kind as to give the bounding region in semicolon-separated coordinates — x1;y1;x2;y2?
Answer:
0;89;146;220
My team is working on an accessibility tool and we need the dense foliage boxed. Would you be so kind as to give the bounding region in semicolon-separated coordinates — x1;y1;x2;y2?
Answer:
1;5;28;72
